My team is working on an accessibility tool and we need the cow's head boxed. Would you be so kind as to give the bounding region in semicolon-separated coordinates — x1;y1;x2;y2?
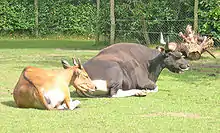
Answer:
157;46;190;73
61;58;96;93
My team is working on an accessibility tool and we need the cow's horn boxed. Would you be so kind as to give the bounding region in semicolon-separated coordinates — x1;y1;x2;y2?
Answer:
77;58;83;69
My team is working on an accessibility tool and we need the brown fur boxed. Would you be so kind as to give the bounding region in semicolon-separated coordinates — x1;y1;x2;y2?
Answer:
13;60;95;110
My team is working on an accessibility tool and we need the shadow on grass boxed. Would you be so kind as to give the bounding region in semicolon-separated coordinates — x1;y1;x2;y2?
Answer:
1;100;17;108
158;89;171;92
70;91;92;100
1;99;86;110
70;91;110;99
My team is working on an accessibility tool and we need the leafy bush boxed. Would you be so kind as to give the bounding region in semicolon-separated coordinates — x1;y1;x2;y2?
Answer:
0;0;219;44
198;0;220;41
0;0;35;36
38;0;96;36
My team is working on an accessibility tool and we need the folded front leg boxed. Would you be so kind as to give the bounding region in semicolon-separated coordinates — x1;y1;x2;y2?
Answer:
139;78;158;93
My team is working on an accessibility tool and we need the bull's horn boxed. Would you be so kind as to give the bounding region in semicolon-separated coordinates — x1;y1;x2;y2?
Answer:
160;32;166;45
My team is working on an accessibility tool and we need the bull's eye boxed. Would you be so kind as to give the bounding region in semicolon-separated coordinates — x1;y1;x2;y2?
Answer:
172;52;182;59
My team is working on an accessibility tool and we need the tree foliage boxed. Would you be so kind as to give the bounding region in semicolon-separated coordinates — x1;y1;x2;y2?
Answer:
0;0;96;36
0;0;35;35
198;0;220;41
38;0;96;36
0;0;219;42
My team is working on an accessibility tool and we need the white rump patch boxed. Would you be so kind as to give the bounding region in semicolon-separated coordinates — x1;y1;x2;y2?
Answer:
112;89;147;97
91;80;108;96
44;88;65;108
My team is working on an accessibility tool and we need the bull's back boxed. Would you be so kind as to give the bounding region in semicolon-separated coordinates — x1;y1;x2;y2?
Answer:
95;43;159;62
84;43;159;76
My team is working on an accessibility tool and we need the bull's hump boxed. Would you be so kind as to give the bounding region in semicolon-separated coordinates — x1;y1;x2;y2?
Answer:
97;43;159;62
99;43;146;54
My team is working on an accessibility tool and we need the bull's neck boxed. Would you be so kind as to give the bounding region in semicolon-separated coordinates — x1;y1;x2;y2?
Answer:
148;54;165;82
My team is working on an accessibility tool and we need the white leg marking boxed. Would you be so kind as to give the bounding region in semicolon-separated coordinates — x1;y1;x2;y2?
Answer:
112;89;147;98
60;100;81;110
147;86;159;93
69;100;80;110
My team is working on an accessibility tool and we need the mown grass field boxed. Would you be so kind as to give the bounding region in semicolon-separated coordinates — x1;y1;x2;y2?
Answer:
0;40;219;133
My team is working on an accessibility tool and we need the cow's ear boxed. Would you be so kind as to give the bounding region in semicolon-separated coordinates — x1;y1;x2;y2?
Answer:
156;46;165;53
61;59;70;69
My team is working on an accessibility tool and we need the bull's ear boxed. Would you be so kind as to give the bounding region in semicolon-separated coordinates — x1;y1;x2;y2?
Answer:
61;59;70;69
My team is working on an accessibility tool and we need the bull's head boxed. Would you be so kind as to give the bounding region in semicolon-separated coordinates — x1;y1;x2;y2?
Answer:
157;46;190;73
61;58;96;93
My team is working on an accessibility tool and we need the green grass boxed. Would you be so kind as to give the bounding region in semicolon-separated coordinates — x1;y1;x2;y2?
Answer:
0;39;106;49
0;40;220;133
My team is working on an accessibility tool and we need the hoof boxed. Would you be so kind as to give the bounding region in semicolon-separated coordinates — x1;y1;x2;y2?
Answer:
135;90;147;97
147;86;158;93
69;100;81;110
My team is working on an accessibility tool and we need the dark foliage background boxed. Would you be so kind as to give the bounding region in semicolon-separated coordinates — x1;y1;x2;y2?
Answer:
0;0;219;45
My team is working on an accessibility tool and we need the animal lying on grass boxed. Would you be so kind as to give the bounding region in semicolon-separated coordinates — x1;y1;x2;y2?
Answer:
13;58;96;110
79;43;190;98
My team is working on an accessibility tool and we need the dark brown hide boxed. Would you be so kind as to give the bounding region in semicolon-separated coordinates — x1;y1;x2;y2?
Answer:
83;43;189;96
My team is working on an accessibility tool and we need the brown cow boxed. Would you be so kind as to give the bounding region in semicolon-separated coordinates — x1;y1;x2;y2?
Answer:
13;58;96;110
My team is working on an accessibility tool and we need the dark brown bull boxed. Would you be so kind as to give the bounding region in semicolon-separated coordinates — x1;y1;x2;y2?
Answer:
79;43;189;97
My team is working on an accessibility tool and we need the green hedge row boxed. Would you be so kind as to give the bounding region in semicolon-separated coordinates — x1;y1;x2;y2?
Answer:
0;0;35;34
0;0;219;43
0;0;96;36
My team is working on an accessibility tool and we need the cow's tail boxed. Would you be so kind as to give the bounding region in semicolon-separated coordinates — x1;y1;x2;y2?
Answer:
22;68;53;110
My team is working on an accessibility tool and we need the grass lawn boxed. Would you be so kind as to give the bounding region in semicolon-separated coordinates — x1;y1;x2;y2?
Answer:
0;39;106;49
0;40;219;133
